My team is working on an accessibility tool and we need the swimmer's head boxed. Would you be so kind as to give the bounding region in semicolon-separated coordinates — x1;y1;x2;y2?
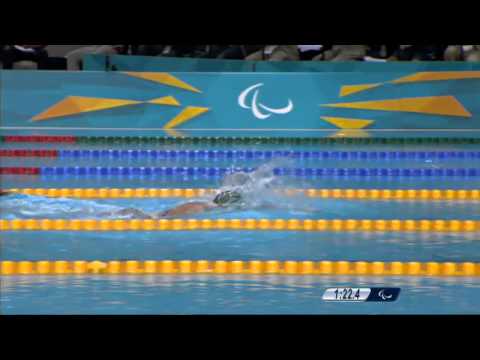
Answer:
213;190;242;207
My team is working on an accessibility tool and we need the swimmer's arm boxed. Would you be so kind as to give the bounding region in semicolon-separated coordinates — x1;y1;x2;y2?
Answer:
156;201;217;218
113;208;154;219
105;202;216;219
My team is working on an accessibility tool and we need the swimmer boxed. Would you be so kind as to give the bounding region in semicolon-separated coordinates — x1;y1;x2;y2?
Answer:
0;188;244;219
114;190;244;219
1;163;293;219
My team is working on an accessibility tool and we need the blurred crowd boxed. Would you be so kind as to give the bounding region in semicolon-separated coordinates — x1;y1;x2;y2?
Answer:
126;45;480;62
1;45;480;71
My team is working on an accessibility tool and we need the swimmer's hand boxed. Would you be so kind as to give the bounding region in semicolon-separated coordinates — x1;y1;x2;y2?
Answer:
157;202;216;218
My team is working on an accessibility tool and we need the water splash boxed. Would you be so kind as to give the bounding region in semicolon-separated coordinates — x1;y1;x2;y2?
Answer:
0;193;128;220
0;160;317;219
212;159;316;214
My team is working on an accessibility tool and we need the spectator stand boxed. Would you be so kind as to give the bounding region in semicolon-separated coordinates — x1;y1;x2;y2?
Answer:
82;53;480;73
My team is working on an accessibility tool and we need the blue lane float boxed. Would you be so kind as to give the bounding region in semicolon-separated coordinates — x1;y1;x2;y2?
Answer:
58;150;480;161
37;167;480;178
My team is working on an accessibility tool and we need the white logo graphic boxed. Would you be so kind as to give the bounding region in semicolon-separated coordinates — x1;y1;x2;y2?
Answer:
238;83;293;120
379;289;393;301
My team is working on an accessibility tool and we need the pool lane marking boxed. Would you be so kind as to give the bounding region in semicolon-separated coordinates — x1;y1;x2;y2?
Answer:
0;150;58;158
1;219;479;232
3;135;480;145
3;149;480;161
1;260;478;277
7;188;480;201
3;167;480;177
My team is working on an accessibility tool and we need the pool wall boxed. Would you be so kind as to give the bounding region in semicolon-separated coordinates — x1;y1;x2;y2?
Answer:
2;70;480;134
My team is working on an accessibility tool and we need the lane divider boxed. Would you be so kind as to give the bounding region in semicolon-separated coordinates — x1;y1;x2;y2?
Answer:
1;260;478;277
2;136;77;144
0;168;40;175
0;150;58;158
3;167;480;177
3;135;480;145
1;219;479;232
3;149;480;161
7;188;480;201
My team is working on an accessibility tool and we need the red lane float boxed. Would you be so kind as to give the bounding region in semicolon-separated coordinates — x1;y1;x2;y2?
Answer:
0;167;40;175
0;150;58;158
4;136;76;143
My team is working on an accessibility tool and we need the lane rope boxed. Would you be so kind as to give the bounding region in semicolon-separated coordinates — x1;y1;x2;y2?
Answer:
7;188;480;201
1;260;478;277
3;135;480;145
0;150;58;158
3;167;480;177
3;149;480;161
1;219;479;232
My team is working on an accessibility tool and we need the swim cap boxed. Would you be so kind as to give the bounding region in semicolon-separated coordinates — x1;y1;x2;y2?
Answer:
213;191;242;206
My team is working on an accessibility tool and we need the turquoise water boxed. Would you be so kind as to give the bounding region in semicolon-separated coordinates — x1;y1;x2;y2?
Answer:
1;132;480;314
2;275;479;315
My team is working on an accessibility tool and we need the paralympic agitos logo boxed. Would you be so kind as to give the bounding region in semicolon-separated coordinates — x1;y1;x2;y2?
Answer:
238;83;294;120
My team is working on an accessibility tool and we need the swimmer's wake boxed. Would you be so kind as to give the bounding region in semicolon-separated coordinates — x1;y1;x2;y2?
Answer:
116;162;312;218
0;162;315;219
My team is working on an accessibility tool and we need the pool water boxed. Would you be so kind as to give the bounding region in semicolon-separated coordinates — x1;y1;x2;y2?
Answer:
2;275;479;315
1;133;480;314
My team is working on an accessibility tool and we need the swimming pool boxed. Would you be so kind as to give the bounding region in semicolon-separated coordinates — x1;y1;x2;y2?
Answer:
1;131;480;314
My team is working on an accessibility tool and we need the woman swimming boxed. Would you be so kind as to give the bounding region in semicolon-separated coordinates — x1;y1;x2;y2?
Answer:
116;190;244;219
0;187;251;219
0;162;311;219
113;165;278;219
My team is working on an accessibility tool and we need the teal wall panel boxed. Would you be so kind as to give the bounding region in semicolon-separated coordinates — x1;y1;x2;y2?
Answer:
2;70;480;137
